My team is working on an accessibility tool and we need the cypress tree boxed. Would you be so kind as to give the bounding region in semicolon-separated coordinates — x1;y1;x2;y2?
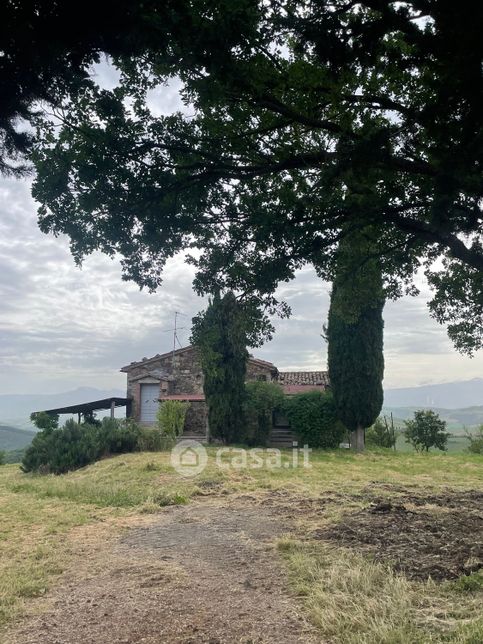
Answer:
327;228;385;451
192;291;248;443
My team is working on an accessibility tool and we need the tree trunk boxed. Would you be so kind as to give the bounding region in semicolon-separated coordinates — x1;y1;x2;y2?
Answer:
351;426;365;452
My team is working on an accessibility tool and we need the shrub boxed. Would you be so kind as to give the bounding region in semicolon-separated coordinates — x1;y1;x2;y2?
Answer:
366;416;397;449
21;417;144;474
244;381;285;446
404;410;450;452
21;427;58;473
157;400;190;438
0;450;5;466
22;419;99;474
97;417;140;454
285;391;346;449
138;427;175;451
465;425;483;454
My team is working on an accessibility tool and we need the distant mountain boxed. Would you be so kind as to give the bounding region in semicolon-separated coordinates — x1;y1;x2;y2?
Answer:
384;378;483;409
0;387;125;429
0;425;36;451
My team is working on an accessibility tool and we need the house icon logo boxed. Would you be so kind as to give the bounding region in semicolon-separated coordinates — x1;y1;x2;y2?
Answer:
171;440;208;477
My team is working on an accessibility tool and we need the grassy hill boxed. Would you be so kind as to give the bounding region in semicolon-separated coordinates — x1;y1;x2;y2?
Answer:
395;431;469;453
0;425;35;451
0;450;482;642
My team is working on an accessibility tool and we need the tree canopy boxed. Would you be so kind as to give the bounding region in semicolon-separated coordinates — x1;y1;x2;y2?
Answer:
0;0;223;175
25;0;483;351
404;409;449;452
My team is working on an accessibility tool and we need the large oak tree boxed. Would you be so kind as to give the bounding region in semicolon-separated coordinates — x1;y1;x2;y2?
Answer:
26;0;483;351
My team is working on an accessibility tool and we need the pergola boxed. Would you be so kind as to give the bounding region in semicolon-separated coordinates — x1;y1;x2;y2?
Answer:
38;397;132;423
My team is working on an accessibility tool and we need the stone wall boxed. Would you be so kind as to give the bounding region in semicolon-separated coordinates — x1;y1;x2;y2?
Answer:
246;360;277;381
125;348;202;422
169;348;204;394
184;401;208;437
124;346;277;433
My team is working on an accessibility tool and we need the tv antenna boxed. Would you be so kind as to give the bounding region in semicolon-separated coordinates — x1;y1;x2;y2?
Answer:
172;311;187;366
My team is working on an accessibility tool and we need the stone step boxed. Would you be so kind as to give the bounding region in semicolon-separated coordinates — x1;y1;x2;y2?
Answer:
178;434;207;442
269;441;293;449
270;434;297;447
271;432;296;438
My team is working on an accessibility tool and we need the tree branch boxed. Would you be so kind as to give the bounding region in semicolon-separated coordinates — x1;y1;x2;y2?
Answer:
388;213;483;270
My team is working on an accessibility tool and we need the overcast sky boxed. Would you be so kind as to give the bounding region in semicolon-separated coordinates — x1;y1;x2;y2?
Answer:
0;62;481;395
1;173;482;395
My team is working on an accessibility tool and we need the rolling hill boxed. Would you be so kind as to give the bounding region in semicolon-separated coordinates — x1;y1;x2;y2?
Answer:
0;424;36;451
0;386;125;429
384;378;483;409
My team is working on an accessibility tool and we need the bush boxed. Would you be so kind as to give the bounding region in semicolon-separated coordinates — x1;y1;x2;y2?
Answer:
97;417;140;454
21;417;144;474
138;427;175;451
285;391;346;449
465;425;483;454
22;419;99;474
157;400;190;438
404;410;450;452
366;417;397;449
21;427;59;473
244;381;285;446
0;450;5;466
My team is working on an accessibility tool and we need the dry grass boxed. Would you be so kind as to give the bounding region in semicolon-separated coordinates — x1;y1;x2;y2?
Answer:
278;539;483;643
0;448;482;641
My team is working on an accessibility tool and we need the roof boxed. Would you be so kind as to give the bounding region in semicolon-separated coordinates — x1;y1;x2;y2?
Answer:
37;397;131;416
247;355;278;371
121;345;277;372
277;371;329;387
121;346;194;372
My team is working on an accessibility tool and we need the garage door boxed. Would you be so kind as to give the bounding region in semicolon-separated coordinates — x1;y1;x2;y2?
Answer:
140;383;160;423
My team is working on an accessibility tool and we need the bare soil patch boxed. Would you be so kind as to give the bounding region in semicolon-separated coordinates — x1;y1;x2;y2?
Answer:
4;485;482;643
313;487;483;581
6;498;318;644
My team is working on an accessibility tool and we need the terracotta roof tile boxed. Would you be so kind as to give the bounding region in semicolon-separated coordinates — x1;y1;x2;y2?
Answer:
277;371;329;387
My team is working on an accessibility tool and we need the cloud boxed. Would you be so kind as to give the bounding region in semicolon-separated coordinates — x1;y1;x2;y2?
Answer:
1;174;482;395
1;61;482;394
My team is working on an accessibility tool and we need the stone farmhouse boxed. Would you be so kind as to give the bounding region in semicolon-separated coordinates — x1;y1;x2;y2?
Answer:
121;345;329;440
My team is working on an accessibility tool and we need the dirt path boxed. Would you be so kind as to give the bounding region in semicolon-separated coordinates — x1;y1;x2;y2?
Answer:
6;498;319;644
